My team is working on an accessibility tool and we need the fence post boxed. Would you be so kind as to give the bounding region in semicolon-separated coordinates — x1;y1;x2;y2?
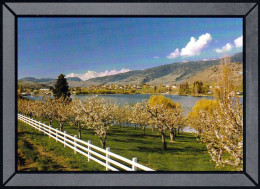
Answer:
55;128;58;142
88;140;91;162
49;124;51;138
132;157;137;171
34;120;36;130
64;131;67;147
106;147;110;171
39;122;43;133
36;120;39;130
74;135;77;154
43;122;46;135
37;121;41;132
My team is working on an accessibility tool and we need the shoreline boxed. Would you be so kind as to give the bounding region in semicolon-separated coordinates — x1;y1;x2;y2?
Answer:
24;93;243;98
74;93;243;97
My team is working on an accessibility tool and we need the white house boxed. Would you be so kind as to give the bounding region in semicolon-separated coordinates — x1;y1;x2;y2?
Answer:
39;88;49;91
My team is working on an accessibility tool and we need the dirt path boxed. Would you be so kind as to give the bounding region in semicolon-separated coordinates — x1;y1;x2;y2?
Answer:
18;130;80;171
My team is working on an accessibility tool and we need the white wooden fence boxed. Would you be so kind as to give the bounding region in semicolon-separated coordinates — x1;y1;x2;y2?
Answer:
18;114;154;171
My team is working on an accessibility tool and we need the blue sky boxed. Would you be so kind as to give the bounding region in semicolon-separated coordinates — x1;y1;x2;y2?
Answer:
18;17;243;80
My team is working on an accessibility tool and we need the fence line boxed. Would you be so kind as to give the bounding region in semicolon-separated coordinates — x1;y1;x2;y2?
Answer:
18;114;154;171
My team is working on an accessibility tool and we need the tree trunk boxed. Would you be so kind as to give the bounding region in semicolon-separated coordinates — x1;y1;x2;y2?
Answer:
161;132;167;150
134;124;137;130
177;127;180;134
100;134;107;149
169;128;175;142
143;126;146;136
78;128;81;139
102;140;106;149
49;119;52;126
59;122;64;132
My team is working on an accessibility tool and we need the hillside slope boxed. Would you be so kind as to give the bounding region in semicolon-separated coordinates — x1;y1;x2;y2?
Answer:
19;52;242;88
18;80;50;89
82;52;242;86
187;62;243;87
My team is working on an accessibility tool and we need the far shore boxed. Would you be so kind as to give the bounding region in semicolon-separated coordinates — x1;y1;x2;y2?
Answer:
24;93;243;98
74;93;205;96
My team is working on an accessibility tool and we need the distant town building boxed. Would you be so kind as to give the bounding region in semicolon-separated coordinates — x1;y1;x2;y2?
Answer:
39;88;50;91
21;92;30;96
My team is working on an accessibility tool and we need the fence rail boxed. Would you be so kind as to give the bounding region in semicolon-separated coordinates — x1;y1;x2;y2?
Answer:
18;114;154;171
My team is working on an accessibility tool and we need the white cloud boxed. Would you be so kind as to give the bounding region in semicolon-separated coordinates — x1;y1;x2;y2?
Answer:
66;68;130;81
215;43;233;53
167;48;180;59
234;35;243;48
166;33;212;59
202;59;208;61
180;33;212;56
153;56;160;59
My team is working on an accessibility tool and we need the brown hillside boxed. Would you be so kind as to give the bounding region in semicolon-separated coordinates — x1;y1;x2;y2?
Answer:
187;63;243;87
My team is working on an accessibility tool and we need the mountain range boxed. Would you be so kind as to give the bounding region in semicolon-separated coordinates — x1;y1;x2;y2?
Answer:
19;52;242;88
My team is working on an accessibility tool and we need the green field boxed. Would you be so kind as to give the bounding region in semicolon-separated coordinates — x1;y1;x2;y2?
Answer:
18;119;237;171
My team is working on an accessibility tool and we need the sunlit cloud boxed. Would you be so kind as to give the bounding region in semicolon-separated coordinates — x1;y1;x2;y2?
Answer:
167;33;212;59
234;35;243;48
66;68;130;81
215;43;233;53
167;48;180;59
180;33;212;56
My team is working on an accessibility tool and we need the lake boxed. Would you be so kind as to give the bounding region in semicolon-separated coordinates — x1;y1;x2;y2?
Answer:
24;94;243;133
24;94;214;114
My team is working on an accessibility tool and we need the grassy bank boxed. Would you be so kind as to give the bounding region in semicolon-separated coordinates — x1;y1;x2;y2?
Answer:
18;121;104;171
18;119;237;171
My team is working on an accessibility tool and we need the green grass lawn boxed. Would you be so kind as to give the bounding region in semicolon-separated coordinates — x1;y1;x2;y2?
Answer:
18;118;237;171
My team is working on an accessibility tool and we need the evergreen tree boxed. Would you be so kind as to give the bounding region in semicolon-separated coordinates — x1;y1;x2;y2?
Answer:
18;82;24;93
52;74;71;99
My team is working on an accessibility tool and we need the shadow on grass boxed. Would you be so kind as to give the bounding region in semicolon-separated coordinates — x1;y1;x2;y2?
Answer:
18;131;43;136
132;145;207;154
121;133;161;138
111;138;154;145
